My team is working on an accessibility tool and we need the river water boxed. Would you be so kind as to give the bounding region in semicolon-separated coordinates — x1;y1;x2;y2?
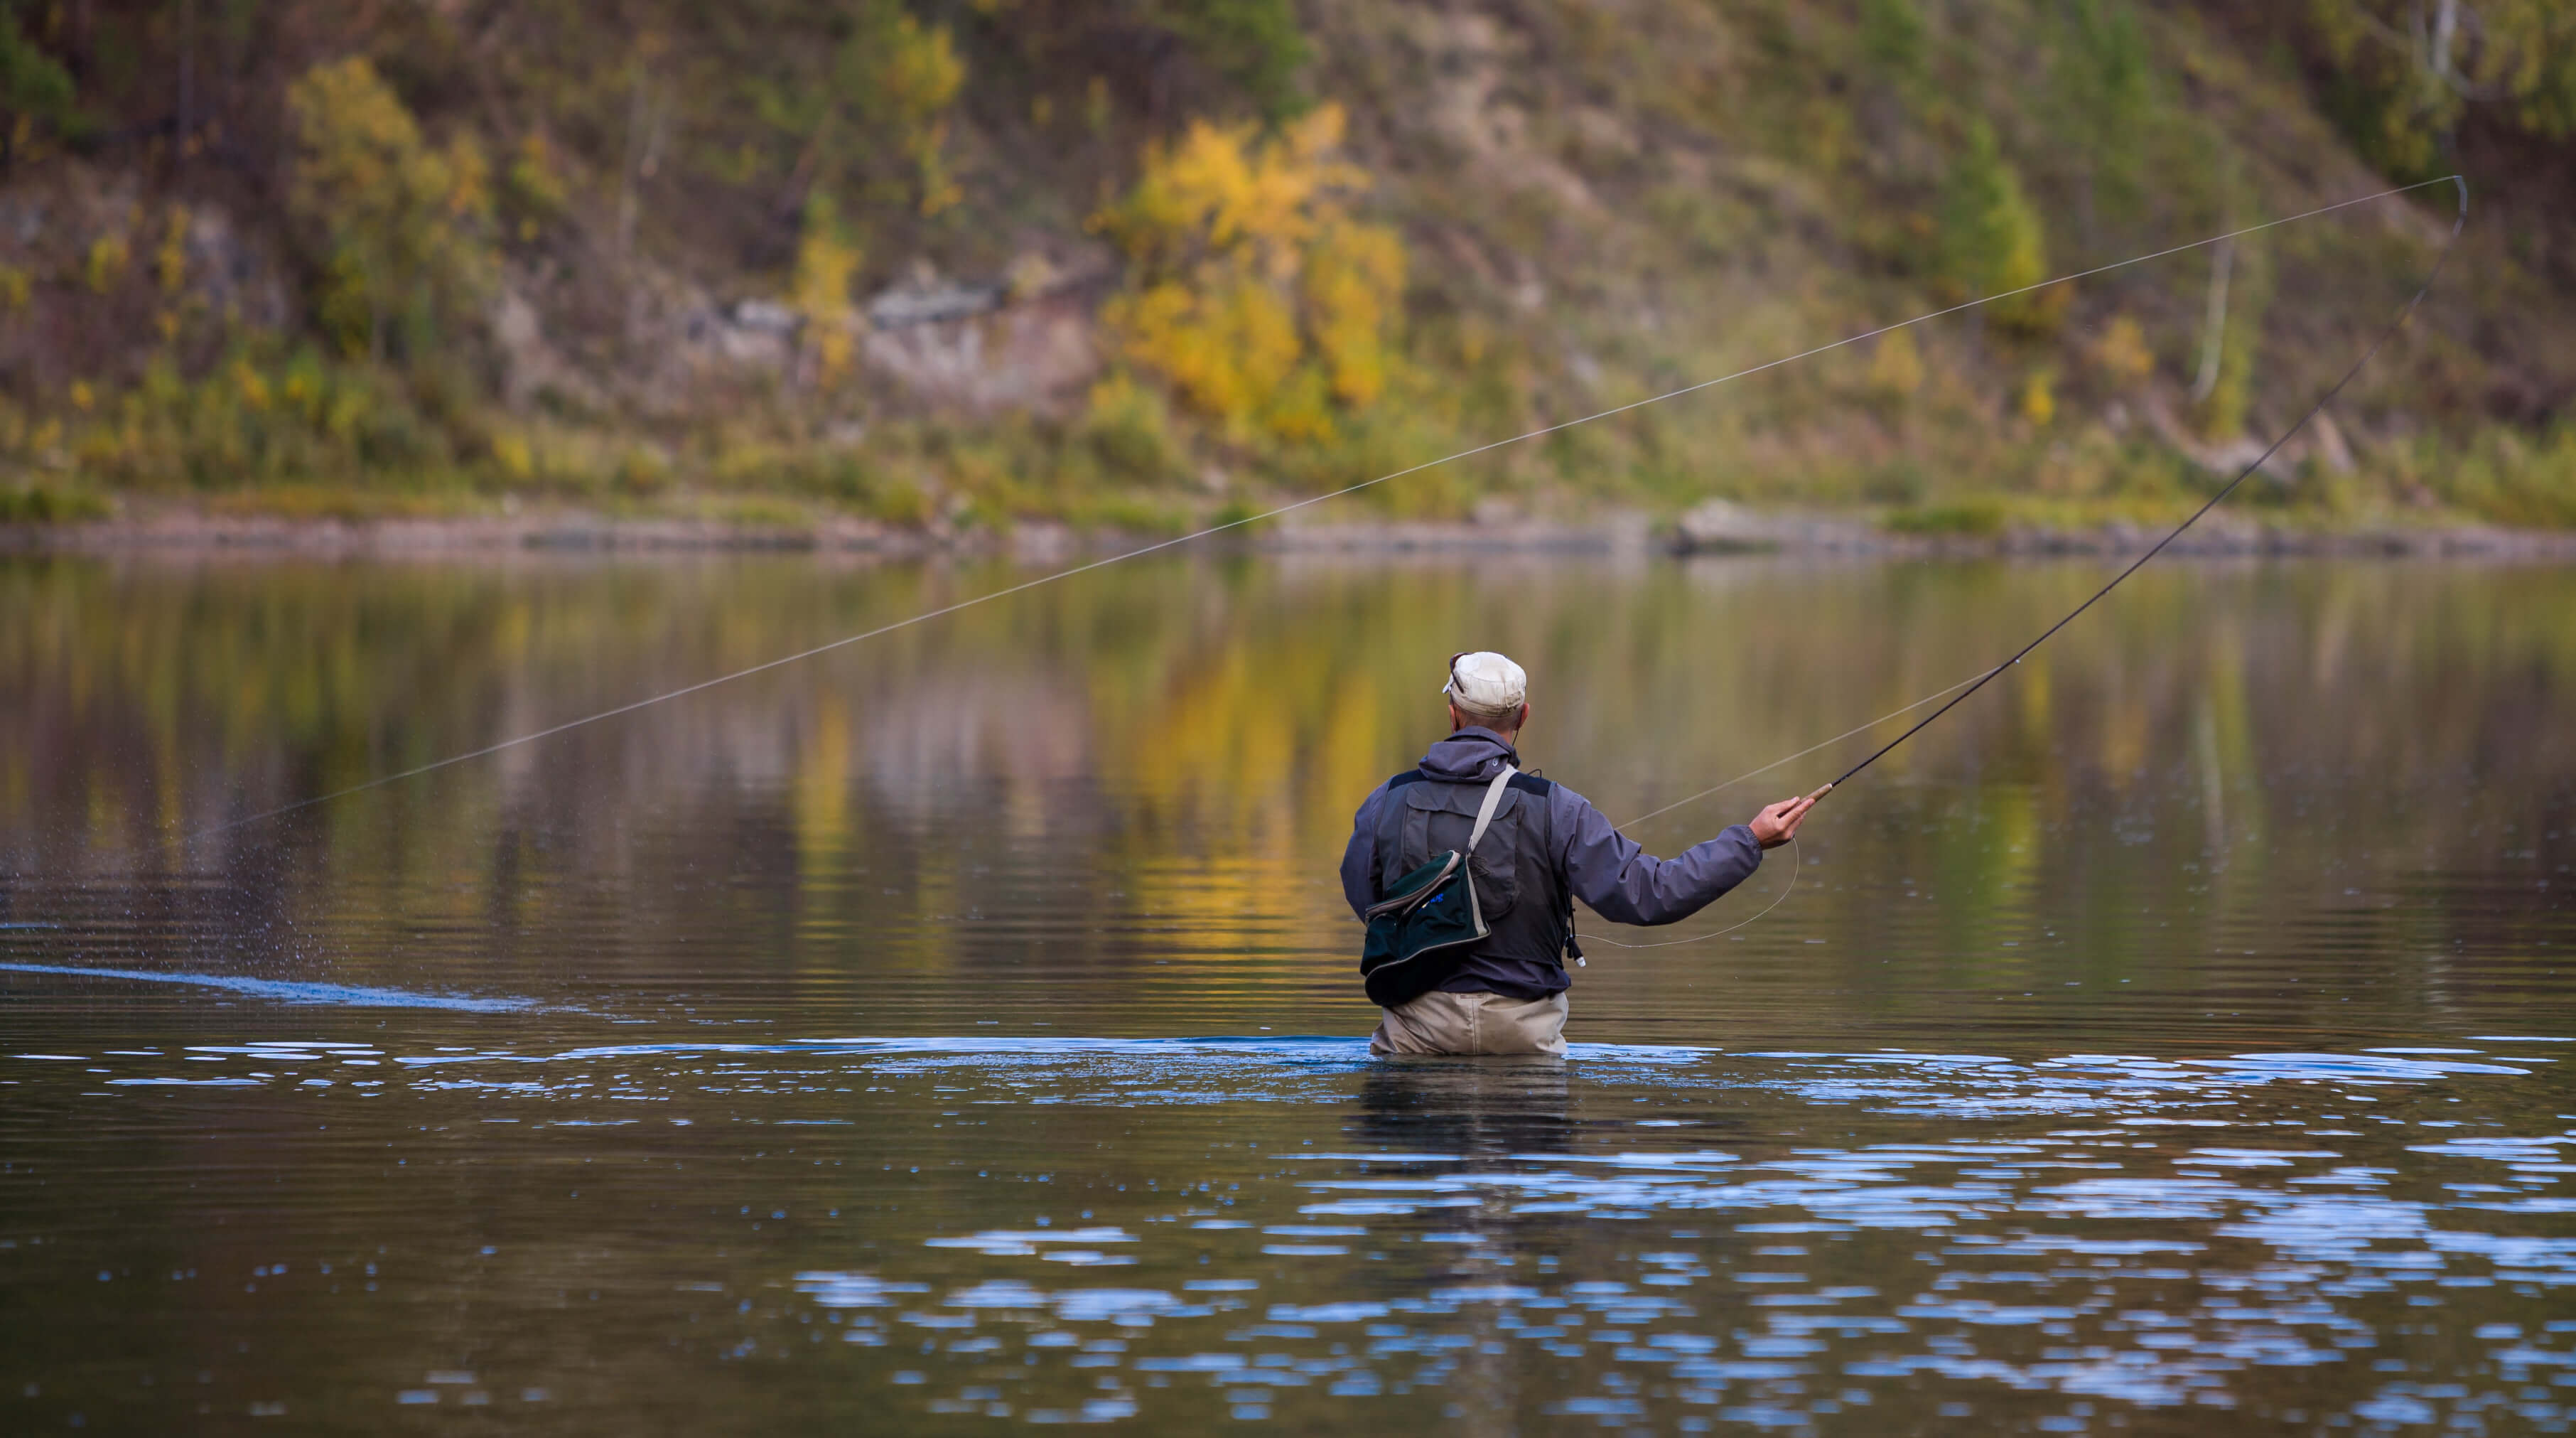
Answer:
1;552;2571;1434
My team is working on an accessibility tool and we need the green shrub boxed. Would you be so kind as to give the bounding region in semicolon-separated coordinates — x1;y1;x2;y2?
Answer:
0;11;78;163
867;477;933;527
1859;460;1928;505
1079;372;1186;485
1076;493;1190;536
284;58;494;360
1885;498;2008;536
2410;425;2576;529
1940;122;2064;338
0;483;107;523
47;350;482;493
1156;0;1310;122
702;495;814;531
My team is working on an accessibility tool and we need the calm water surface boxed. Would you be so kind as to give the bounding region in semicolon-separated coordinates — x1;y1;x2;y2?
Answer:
2;553;2572;1434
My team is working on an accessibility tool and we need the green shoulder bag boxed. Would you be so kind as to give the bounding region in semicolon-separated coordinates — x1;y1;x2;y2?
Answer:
1358;766;1515;1007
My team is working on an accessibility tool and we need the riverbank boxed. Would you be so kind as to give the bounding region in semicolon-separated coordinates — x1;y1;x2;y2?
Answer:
5;502;2574;561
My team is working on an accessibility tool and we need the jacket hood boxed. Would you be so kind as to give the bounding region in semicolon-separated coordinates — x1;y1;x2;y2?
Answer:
1419;727;1520;782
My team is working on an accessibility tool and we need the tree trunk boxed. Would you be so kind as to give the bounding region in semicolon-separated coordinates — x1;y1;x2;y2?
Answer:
176;0;195;167
2190;237;2233;405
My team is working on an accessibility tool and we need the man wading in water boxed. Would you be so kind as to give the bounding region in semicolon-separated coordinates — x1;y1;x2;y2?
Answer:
1341;651;1818;1056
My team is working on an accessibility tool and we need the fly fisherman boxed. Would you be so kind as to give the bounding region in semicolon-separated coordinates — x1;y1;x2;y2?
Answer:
1340;651;1818;1057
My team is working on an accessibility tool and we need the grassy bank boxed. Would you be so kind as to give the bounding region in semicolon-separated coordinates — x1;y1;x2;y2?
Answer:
0;1;2569;538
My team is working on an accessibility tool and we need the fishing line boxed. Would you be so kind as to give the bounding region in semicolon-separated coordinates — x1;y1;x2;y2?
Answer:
1813;174;2466;798
1585;174;2466;949
185;176;2464;844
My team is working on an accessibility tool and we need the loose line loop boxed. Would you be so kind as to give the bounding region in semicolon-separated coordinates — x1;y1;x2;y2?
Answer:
1583;837;1800;950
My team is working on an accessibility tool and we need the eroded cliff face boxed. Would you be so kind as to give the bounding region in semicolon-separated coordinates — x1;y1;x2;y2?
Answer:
600;245;1119;422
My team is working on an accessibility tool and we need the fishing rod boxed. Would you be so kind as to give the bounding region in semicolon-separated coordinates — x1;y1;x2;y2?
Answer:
1586;175;2465;953
184;176;2466;844
1802;174;2467;806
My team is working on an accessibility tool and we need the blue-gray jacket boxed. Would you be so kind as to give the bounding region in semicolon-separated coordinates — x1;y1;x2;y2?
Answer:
1340;727;1765;999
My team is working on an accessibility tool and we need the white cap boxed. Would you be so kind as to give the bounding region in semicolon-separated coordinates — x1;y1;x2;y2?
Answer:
1442;650;1527;717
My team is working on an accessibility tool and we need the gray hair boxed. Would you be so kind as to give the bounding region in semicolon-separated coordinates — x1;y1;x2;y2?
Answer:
1450;694;1524;729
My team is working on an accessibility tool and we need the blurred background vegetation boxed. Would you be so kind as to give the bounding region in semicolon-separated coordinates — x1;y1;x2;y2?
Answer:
0;0;2568;534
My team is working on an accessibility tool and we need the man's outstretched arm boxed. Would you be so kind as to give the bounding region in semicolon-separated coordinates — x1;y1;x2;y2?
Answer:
1555;788;1815;927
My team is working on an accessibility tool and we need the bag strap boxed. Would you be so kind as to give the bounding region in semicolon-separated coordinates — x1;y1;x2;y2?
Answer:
1464;765;1516;855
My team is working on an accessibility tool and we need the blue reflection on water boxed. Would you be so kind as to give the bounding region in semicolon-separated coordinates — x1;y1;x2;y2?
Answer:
0;961;546;1012
10;1020;2574;1430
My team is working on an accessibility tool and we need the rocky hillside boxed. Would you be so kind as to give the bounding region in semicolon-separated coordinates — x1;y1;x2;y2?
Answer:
0;0;2570;535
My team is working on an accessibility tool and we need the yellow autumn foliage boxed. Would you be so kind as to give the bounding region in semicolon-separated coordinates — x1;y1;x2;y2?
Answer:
880;14;964;119
1093;104;1405;442
84;233;129;294
1111;274;1300;427
792;191;863;385
880;16;964;215
154;208;190;294
2020;367;2057;427
1303;219;1404;407
2089;315;2155;390
1869;328;1926;399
